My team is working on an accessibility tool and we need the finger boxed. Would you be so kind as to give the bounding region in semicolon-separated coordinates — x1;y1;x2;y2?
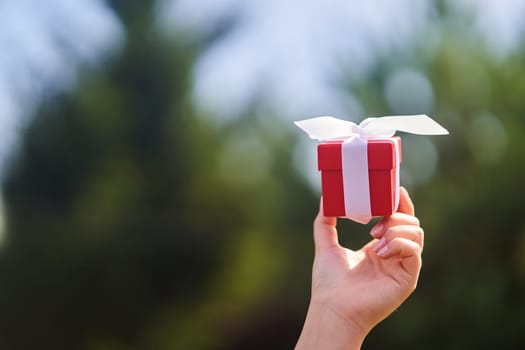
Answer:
397;187;415;216
313;198;339;252
375;237;422;276
372;225;424;253
370;212;420;238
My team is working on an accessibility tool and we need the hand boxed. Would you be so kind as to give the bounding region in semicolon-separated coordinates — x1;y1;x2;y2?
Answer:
296;187;423;350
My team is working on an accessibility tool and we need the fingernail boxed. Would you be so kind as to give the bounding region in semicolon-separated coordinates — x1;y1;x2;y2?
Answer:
373;237;386;252
376;245;388;256
370;223;383;237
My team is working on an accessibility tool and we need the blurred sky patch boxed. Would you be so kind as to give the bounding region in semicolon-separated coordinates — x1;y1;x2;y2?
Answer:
0;0;123;176
156;0;525;123
156;0;432;122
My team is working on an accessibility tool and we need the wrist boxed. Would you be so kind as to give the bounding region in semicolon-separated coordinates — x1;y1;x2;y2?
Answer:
296;300;370;350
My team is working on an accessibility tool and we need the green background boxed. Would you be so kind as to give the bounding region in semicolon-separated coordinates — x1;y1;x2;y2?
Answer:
1;1;525;349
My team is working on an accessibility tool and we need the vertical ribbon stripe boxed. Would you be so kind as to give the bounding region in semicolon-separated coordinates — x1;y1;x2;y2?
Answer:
341;136;372;223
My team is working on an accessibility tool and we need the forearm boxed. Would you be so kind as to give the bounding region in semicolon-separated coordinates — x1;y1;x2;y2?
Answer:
295;301;369;350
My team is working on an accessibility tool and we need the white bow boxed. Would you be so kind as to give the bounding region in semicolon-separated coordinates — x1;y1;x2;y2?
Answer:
294;114;449;140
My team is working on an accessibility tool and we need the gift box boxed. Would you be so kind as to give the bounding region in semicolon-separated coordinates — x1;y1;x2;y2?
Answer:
318;137;401;218
295;115;448;224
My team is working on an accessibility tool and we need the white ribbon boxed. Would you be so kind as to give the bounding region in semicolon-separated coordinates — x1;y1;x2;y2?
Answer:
295;115;448;223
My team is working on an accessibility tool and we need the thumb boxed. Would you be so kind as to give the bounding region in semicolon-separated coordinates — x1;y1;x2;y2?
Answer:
313;198;339;252
397;187;415;216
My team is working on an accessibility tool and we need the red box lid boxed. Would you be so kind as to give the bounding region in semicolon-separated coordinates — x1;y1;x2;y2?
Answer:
318;137;402;171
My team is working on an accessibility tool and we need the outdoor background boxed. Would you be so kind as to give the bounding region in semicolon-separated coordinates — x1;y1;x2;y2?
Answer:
1;0;525;349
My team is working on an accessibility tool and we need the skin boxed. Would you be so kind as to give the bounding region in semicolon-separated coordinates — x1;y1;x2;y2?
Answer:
296;187;423;350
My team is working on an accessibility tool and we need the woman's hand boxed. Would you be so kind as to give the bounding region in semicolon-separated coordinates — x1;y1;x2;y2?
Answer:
296;187;423;350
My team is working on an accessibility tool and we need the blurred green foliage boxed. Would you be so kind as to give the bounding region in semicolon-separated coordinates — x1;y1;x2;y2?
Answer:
1;2;525;350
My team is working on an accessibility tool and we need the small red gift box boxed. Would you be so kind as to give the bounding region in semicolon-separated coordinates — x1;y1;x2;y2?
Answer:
318;137;402;218
295;114;448;223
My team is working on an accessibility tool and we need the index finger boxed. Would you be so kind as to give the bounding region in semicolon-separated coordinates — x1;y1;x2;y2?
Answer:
397;187;415;216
